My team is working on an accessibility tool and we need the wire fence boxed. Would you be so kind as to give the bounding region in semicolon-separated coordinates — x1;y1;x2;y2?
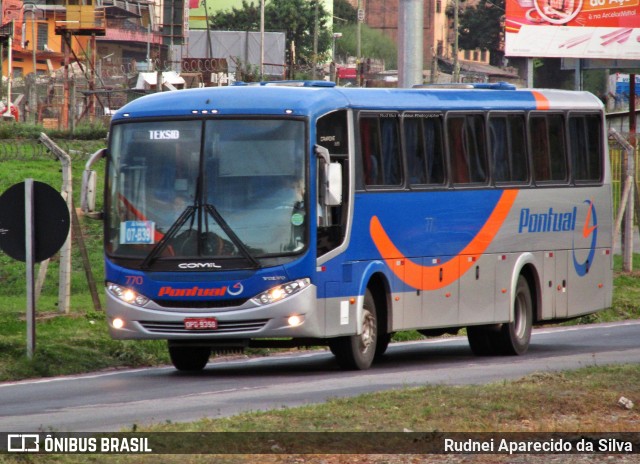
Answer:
0;130;637;213
609;141;639;218
0;140;99;162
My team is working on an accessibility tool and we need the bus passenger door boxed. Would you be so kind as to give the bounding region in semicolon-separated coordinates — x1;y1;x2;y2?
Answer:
458;254;496;324
421;256;459;328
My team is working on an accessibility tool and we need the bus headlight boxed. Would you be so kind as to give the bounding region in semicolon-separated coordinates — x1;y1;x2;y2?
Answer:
251;278;311;305
107;283;149;307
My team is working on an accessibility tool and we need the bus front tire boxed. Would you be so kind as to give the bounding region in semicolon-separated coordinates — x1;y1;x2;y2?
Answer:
330;289;378;370
467;275;532;356
168;344;211;371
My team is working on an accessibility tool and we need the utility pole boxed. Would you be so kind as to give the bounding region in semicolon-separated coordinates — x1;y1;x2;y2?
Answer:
398;0;423;88
260;0;264;78
452;0;460;83
312;0;318;80
356;0;363;85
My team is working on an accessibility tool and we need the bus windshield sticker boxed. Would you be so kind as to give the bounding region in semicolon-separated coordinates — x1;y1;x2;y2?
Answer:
120;221;156;245
291;213;304;226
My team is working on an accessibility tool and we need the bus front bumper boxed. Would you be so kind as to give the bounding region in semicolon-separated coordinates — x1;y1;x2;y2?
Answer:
104;284;326;341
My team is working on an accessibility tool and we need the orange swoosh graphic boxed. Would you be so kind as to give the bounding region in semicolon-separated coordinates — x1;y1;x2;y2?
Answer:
582;200;597;238
531;91;550;110
370;190;519;291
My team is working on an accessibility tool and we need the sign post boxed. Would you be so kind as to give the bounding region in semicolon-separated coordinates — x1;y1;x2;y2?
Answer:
25;179;36;358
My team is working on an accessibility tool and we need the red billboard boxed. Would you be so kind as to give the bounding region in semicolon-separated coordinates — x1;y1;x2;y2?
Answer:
505;0;640;59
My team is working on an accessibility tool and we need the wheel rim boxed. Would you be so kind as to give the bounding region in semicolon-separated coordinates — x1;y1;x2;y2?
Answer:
513;290;528;341
359;308;376;354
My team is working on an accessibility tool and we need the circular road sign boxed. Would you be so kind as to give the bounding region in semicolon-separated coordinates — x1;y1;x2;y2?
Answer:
0;181;70;262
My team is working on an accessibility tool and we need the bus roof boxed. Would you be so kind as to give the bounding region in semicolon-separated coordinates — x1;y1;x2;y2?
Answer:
113;84;603;121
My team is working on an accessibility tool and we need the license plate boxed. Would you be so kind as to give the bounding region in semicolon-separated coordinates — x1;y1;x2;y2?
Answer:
184;317;218;330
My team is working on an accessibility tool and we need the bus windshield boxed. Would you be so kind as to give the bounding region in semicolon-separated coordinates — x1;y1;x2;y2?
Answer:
106;119;307;266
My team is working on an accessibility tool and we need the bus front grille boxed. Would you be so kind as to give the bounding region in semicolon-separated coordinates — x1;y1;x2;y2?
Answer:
139;319;269;334
153;298;248;309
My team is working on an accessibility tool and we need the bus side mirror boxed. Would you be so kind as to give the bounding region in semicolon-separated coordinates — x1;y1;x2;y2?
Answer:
81;148;106;220
325;163;342;206
315;145;342;207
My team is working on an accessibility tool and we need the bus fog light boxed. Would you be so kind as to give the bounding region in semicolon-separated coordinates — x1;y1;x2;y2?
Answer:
287;315;303;327
112;318;125;329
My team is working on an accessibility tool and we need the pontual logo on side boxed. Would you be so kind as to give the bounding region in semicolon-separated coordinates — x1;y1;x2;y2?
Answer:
518;207;577;234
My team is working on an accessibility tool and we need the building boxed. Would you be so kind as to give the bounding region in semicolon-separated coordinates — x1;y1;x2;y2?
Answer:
0;1;177;79
347;0;519;82
0;0;180;125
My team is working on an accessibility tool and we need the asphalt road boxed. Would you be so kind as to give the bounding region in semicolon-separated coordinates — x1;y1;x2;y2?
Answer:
1;320;639;432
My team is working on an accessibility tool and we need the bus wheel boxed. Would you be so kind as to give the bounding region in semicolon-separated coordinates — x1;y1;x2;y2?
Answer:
375;332;392;361
467;325;499;356
168;344;211;371
498;275;533;355
330;289;378;370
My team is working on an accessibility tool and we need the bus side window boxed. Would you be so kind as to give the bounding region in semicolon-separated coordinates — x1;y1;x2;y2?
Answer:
466;114;487;183
424;116;445;184
448;116;469;183
448;114;487;185
530;116;550;181
490;117;509;181
360;116;382;185
380;117;401;185
405;117;427;184
547;114;567;181
569;114;602;183
509;115;528;182
359;113;402;187
531;114;567;183
490;114;527;184
405;113;445;186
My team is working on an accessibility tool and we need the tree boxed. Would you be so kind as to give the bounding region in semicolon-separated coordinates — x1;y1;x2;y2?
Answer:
456;0;505;66
334;24;397;69
333;0;357;24
210;0;332;67
333;0;397;68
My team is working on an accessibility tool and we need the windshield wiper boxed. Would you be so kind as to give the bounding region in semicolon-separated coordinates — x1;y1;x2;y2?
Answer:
204;203;261;269
140;203;261;270
140;205;196;269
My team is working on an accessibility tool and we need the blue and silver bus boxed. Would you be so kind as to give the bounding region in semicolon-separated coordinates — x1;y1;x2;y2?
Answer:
82;81;613;371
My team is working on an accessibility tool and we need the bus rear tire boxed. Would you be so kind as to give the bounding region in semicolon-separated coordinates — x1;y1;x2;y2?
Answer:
168;344;211;371
497;275;533;355
330;289;378;370
467;275;532;356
